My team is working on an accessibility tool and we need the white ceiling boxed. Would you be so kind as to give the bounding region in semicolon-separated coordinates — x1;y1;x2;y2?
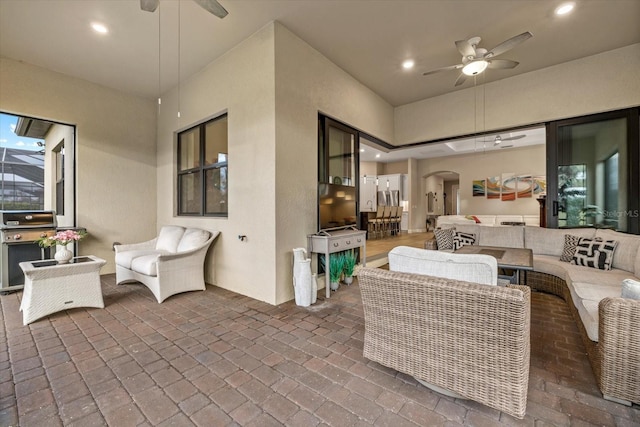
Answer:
360;125;546;163
2;0;639;108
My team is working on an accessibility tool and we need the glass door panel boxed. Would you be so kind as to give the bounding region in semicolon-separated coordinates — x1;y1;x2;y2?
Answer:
327;125;355;186
553;116;629;231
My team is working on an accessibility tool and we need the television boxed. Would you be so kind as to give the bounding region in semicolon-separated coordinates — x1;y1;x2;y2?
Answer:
318;183;357;230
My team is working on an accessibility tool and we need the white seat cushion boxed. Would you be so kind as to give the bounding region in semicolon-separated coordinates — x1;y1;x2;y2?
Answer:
177;228;211;252
156;226;186;253
115;250;164;269
131;254;162;277
389;245;498;286
595;229;640;274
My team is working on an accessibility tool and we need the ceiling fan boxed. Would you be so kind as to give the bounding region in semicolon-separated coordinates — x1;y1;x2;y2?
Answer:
140;0;228;19
423;31;533;87
491;134;526;146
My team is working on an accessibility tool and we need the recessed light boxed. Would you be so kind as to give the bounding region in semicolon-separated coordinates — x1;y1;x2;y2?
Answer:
360;148;365;152
375;154;381;158
402;59;415;70
91;22;109;34
555;2;575;16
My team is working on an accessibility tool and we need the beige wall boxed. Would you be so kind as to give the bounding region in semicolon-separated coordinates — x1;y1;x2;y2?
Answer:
273;23;393;303
156;23;277;303
416;145;545;227
0;57;157;273
395;43;640;145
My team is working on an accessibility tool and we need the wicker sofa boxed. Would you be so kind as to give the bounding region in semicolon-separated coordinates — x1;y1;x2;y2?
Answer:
426;225;640;406
358;246;531;419
115;226;219;303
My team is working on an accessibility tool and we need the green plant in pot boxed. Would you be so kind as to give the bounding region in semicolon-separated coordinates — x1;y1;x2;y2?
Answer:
328;254;344;291
342;250;357;285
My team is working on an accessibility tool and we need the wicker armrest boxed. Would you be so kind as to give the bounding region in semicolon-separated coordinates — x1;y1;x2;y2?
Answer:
424;237;438;250
598;297;640;404
114;238;157;253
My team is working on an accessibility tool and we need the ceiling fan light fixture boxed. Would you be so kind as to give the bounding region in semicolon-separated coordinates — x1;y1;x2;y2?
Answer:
462;60;488;76
402;59;415;70
555;2;575;16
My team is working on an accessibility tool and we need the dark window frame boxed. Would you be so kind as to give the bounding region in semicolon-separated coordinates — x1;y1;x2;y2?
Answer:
177;114;228;217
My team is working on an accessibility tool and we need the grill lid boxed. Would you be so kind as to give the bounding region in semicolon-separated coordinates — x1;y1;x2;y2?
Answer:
0;210;57;229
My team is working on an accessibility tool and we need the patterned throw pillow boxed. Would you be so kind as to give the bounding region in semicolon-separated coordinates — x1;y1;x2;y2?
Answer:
434;228;454;250
453;231;476;250
571;237;618;270
559;234;581;262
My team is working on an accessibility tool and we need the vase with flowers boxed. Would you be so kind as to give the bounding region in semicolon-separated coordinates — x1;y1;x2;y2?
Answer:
37;229;87;264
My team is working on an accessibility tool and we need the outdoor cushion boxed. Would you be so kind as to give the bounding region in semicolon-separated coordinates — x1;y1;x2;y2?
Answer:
156;226;186;253
595;229;640;274
388;245;499;286
115;250;166;270
622;278;640;300
130;254;161;277
479;226;524;248
434;228;454;250
559;234;581;262
525;226;595;257
178;228;212;252
571;238;618;270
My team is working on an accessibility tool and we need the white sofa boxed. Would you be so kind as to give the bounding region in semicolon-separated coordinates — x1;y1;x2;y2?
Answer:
115;226;219;303
426;225;640;405
436;214;539;228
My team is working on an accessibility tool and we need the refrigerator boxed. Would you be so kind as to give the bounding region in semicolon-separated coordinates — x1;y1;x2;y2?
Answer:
377;190;399;206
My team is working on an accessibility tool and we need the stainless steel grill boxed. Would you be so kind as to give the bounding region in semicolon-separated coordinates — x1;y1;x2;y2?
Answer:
0;210;57;292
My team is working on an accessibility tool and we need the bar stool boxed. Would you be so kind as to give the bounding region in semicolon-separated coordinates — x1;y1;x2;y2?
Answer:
368;206;384;238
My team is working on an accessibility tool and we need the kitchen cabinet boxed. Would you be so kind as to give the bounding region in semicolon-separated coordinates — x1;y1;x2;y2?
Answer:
378;174;406;200
360;176;377;212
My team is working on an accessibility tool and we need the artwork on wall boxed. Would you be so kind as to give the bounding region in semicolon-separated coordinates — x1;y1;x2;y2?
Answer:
486;176;501;199
473;173;546;201
501;173;516;201
472;179;486;197
517;175;533;198
533;175;547;195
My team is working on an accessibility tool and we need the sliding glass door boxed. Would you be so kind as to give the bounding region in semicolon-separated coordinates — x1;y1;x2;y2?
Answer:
546;108;639;233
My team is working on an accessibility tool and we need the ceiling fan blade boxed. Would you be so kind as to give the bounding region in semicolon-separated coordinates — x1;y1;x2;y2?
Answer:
488;59;519;70
502;134;526;141
485;31;532;58
423;64;463;76
455;39;476;58
454;72;467;87
140;0;159;12
193;0;228;18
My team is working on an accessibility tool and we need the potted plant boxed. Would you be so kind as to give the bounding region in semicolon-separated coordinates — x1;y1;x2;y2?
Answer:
342;250;357;285
37;229;87;264
328;253;344;291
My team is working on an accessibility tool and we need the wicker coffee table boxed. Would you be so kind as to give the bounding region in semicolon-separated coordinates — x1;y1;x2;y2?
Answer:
19;256;106;325
454;245;533;285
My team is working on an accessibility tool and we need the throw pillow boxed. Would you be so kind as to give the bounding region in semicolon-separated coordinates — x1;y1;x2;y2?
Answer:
621;278;640;300
434;228;454;250
453;231;476;250
465;215;481;223
559;234;581;262
571;237;618;270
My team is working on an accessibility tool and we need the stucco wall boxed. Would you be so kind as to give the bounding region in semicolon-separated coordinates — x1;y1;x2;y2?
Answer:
273;22;393;303
0;57;157;273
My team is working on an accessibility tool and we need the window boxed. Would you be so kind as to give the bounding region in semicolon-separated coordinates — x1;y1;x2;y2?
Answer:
177;114;228;216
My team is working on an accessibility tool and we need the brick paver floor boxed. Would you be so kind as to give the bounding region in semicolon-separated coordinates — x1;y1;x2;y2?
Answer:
0;274;638;426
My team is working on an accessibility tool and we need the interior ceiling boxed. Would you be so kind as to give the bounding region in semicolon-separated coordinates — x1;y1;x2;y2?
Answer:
1;0;639;108
360;125;546;163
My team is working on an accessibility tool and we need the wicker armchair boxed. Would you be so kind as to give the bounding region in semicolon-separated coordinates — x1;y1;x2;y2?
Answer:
358;267;531;419
115;226;219;303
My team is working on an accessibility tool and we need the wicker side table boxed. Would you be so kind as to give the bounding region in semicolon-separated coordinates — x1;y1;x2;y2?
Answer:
19;256;106;325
